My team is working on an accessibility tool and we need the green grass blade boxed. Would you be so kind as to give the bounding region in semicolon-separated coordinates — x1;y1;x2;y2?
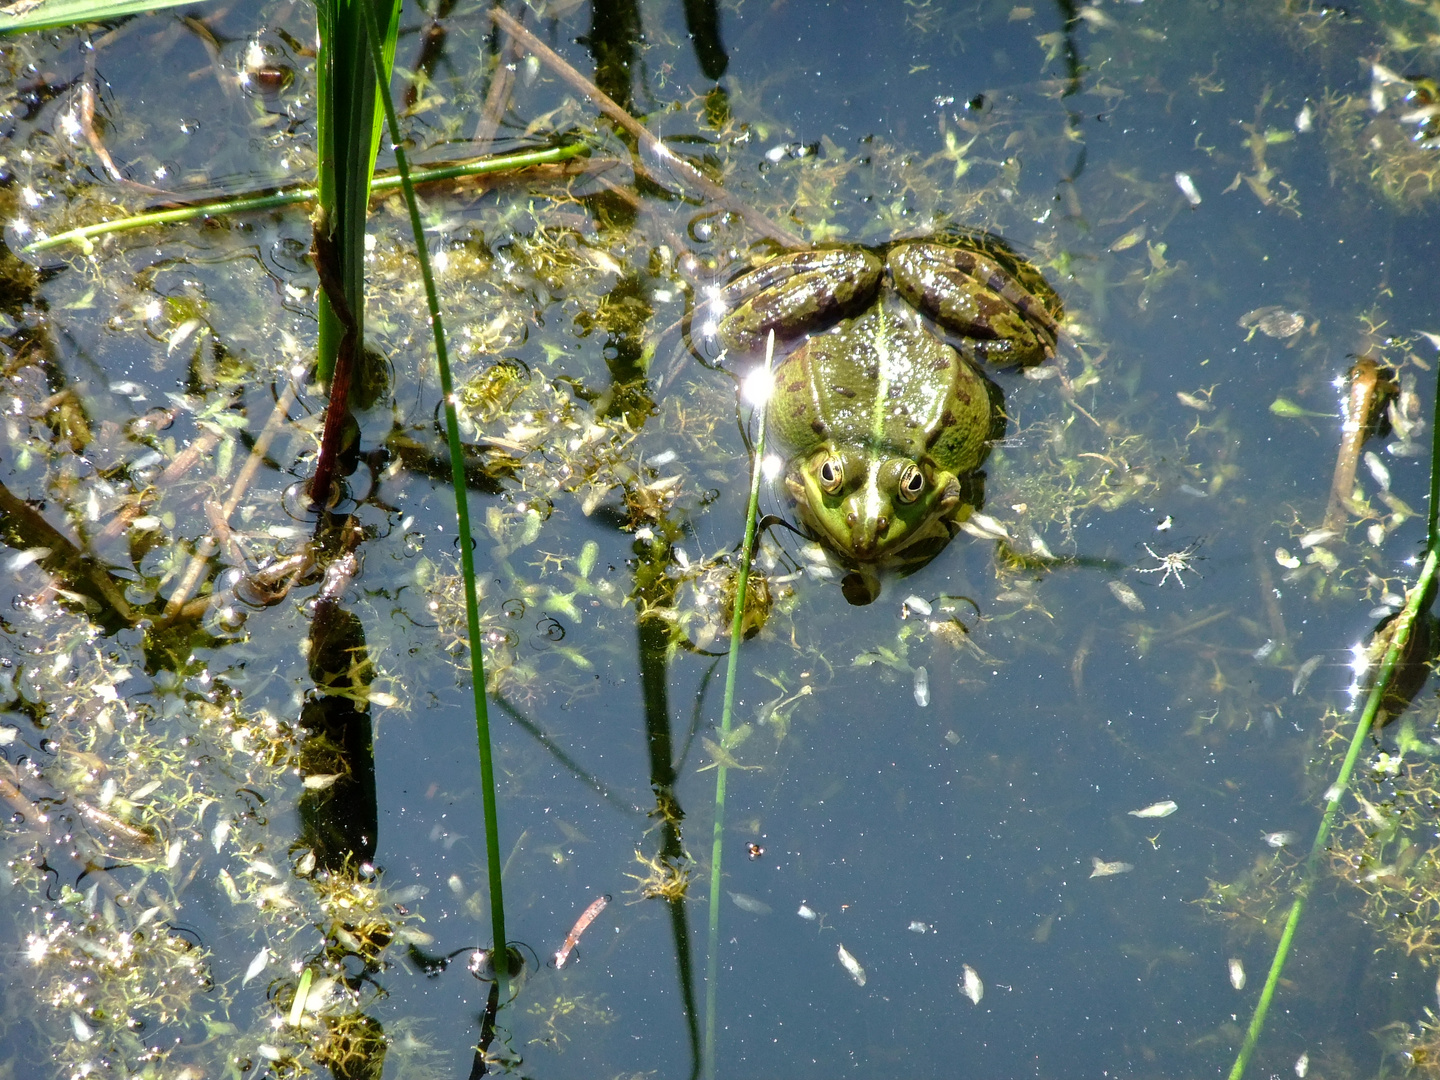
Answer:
1228;357;1440;1080
21;144;589;254
0;0;213;34
703;332;774;1080
357;0;510;993
315;0;400;386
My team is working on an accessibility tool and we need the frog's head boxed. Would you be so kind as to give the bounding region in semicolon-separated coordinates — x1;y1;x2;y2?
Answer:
786;445;961;562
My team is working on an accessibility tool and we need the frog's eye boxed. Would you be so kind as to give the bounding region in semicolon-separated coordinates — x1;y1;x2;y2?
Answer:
897;463;925;503
817;458;845;494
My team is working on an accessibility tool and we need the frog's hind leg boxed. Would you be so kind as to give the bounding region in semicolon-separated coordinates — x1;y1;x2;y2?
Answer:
888;241;1061;359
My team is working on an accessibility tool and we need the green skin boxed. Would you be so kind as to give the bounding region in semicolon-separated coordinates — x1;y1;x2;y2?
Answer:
715;242;1059;564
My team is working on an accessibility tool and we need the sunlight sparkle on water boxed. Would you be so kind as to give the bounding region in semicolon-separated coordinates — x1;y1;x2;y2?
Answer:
742;366;774;407
761;454;783;481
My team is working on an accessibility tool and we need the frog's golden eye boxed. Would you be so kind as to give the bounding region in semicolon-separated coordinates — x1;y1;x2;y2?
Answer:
897;463;925;503
817;457;845;494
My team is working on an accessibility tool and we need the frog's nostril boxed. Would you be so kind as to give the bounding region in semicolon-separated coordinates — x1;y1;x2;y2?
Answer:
846;512;857;525
877;517;889;533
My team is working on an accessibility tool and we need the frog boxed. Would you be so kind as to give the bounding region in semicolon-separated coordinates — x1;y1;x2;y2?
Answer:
709;239;1061;568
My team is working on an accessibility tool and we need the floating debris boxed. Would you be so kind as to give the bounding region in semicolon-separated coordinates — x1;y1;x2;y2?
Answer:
1363;451;1391;492
1109;224;1147;252
1228;957;1246;990
913;666;930;708
960;964;984;1004
959;512;1010;541
902;595;932;618
1090;857;1134;878
907;920;932;934
1175;171;1202;206
554;893;611;969
1263;831;1298;849
1295;1051;1309;1078
729;891;772;915
1292;655;1324;696
1088;864;1134;881
1238;306;1306;339
243;947;270;985
1108;580;1145;612
837;944;866;986
797;903;818;921
1128;800;1178;819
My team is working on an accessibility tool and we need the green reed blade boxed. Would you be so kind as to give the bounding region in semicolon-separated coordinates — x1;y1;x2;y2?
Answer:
357;0;509;994
1228;356;1440;1080
315;0;400;385
21;145;589;255
704;331;774;1080
0;0;212;34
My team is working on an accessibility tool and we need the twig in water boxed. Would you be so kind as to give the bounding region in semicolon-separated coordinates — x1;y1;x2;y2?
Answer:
159;378;299;623
473;10;520;147
489;8;804;249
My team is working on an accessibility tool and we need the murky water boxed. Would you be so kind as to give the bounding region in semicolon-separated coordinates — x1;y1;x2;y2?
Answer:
3;1;1440;1077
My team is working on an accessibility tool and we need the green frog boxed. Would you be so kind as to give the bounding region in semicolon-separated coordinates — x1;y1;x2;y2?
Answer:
710;239;1061;567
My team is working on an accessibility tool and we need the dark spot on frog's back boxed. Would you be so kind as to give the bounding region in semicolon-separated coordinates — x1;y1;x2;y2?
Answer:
831;384;857;399
930;355;950;372
811;418;828;436
941;410;956;428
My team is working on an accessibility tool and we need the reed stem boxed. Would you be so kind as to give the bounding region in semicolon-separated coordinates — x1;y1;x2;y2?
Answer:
358;0;510;991
703;331;774;1080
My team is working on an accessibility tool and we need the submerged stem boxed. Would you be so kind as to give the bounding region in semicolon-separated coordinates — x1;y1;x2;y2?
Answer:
703;331;774;1080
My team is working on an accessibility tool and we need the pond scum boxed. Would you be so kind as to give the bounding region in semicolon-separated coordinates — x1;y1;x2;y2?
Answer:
3;0;1440;1076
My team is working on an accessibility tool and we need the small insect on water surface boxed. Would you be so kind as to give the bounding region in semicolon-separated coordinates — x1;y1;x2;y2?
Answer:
1136;540;1204;588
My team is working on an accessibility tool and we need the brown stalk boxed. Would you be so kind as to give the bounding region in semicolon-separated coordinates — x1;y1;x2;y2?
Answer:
159;378;300;623
97;426;218;546
474;10;521;148
489;7;804;249
0;478;134;627
1323;356;1398;533
308;231;358;515
79;50;172;197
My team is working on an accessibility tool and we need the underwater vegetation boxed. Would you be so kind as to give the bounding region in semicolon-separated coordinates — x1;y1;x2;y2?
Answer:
6;0;1440;1077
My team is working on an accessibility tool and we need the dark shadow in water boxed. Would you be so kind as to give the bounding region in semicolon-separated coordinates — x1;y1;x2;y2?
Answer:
588;0;729;113
297;516;387;1080
635;534;703;1080
1051;0;1088;182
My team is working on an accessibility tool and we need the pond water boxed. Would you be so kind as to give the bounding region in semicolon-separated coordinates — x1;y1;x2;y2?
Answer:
3;1;1440;1078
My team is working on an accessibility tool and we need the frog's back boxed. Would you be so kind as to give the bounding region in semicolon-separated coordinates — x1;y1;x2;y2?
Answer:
769;307;993;474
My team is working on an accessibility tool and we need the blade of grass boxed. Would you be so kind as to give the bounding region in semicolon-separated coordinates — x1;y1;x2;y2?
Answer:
311;0;401;507
20;145;589;255
357;0;510;992
0;0;215;33
314;0;401;387
703;331;774;1080
1227;360;1440;1080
